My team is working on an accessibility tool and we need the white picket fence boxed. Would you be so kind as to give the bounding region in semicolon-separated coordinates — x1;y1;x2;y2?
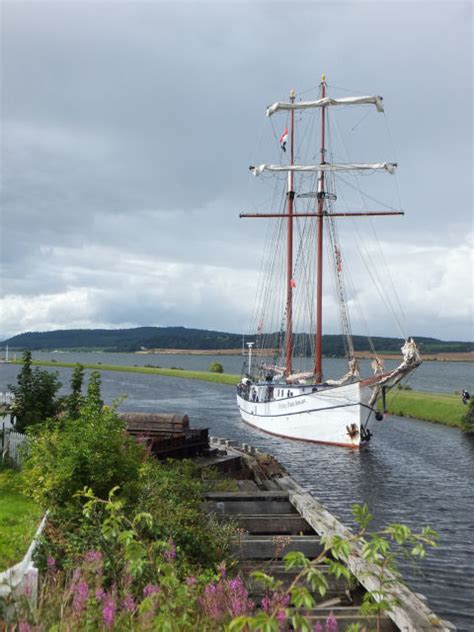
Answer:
1;430;27;466
0;513;48;609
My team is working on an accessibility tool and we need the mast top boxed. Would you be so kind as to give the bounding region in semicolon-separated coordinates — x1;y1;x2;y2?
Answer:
321;73;326;83
290;89;295;99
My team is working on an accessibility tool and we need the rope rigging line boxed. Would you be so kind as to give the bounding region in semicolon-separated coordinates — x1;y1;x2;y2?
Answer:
330;108;407;339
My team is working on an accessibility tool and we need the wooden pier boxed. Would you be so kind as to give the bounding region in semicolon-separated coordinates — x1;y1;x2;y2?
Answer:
205;437;455;632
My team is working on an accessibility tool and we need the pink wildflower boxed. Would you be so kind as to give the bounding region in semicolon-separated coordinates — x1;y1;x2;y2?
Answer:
18;622;31;632
276;608;287;623
185;575;197;586
200;576;253;621
325;611;339;632
47;556;57;572
261;591;289;625
72;580;89;614
164;539;176;562
102;594;116;628
261;595;272;614
314;623;323;632
84;549;103;563
122;594;136;613
143;583;161;597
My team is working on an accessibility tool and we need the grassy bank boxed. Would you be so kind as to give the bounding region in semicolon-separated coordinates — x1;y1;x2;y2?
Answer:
384;389;465;428
14;359;466;427
13;359;241;386
0;468;42;571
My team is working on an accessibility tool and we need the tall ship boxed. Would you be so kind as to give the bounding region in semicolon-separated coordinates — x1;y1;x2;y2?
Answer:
236;75;421;448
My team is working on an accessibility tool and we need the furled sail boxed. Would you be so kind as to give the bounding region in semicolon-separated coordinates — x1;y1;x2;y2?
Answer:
266;95;384;117
251;163;397;176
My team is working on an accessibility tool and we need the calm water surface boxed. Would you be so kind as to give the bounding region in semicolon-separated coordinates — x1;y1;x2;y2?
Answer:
1;362;473;630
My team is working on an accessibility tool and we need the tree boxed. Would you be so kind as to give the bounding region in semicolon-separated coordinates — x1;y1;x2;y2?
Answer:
8;351;62;433
86;371;103;413
66;363;85;419
208;361;224;374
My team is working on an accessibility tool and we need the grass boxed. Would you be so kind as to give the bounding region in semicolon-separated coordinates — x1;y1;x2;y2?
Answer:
15;359;466;427
12;359;242;386
0;468;42;571
384;389;466;428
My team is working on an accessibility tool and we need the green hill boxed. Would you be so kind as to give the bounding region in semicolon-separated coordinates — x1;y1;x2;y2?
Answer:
1;327;472;356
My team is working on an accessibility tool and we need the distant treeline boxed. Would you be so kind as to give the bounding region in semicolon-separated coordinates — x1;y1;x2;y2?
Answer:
2;327;472;355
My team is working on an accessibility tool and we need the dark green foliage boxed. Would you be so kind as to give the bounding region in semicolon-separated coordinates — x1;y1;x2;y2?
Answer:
208;361;224;373
86;370;103;413
65;363;85;419
136;460;233;566
8;351;62;432
22;374;144;510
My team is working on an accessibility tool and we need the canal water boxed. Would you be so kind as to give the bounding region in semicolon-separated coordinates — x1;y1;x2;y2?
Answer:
1;361;473;630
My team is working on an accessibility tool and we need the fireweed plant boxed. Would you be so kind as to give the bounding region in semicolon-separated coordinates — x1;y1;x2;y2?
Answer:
2;375;439;630
4;494;438;631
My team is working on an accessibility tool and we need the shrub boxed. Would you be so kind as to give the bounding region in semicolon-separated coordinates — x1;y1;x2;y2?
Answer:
208;362;224;374
135;460;235;567
8;350;62;432
22;373;145;511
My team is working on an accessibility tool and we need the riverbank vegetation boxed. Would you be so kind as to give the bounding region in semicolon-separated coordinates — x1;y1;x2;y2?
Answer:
384;389;466;428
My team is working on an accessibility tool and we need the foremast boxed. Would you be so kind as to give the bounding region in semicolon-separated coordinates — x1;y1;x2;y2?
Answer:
315;74;326;382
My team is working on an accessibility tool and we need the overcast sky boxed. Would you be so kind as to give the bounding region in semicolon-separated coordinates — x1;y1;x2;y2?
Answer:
1;0;472;341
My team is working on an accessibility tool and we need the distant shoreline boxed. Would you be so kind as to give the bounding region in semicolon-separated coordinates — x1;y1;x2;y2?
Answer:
135;349;473;362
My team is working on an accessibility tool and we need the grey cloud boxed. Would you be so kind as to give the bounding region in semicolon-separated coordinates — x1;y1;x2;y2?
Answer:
1;1;472;339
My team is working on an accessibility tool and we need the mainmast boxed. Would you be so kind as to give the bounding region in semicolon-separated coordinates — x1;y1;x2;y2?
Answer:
314;74;326;381
285;89;295;375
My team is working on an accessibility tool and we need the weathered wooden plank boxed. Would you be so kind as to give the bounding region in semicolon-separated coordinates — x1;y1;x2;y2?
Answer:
205;491;289;500
282;485;456;632
225;513;313;535
205;500;296;515
120;412;190;428
232;535;323;560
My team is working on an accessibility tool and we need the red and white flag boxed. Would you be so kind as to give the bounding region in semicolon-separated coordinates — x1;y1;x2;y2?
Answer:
279;128;288;152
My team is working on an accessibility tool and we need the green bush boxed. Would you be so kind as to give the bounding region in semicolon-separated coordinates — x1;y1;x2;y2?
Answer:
136;460;234;567
8;350;62;432
208;361;224;373
22;374;145;511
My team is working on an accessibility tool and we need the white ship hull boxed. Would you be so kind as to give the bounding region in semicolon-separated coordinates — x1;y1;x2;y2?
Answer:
237;381;374;448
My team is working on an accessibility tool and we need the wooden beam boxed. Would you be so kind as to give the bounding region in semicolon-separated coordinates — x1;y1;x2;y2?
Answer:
240;211;404;218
